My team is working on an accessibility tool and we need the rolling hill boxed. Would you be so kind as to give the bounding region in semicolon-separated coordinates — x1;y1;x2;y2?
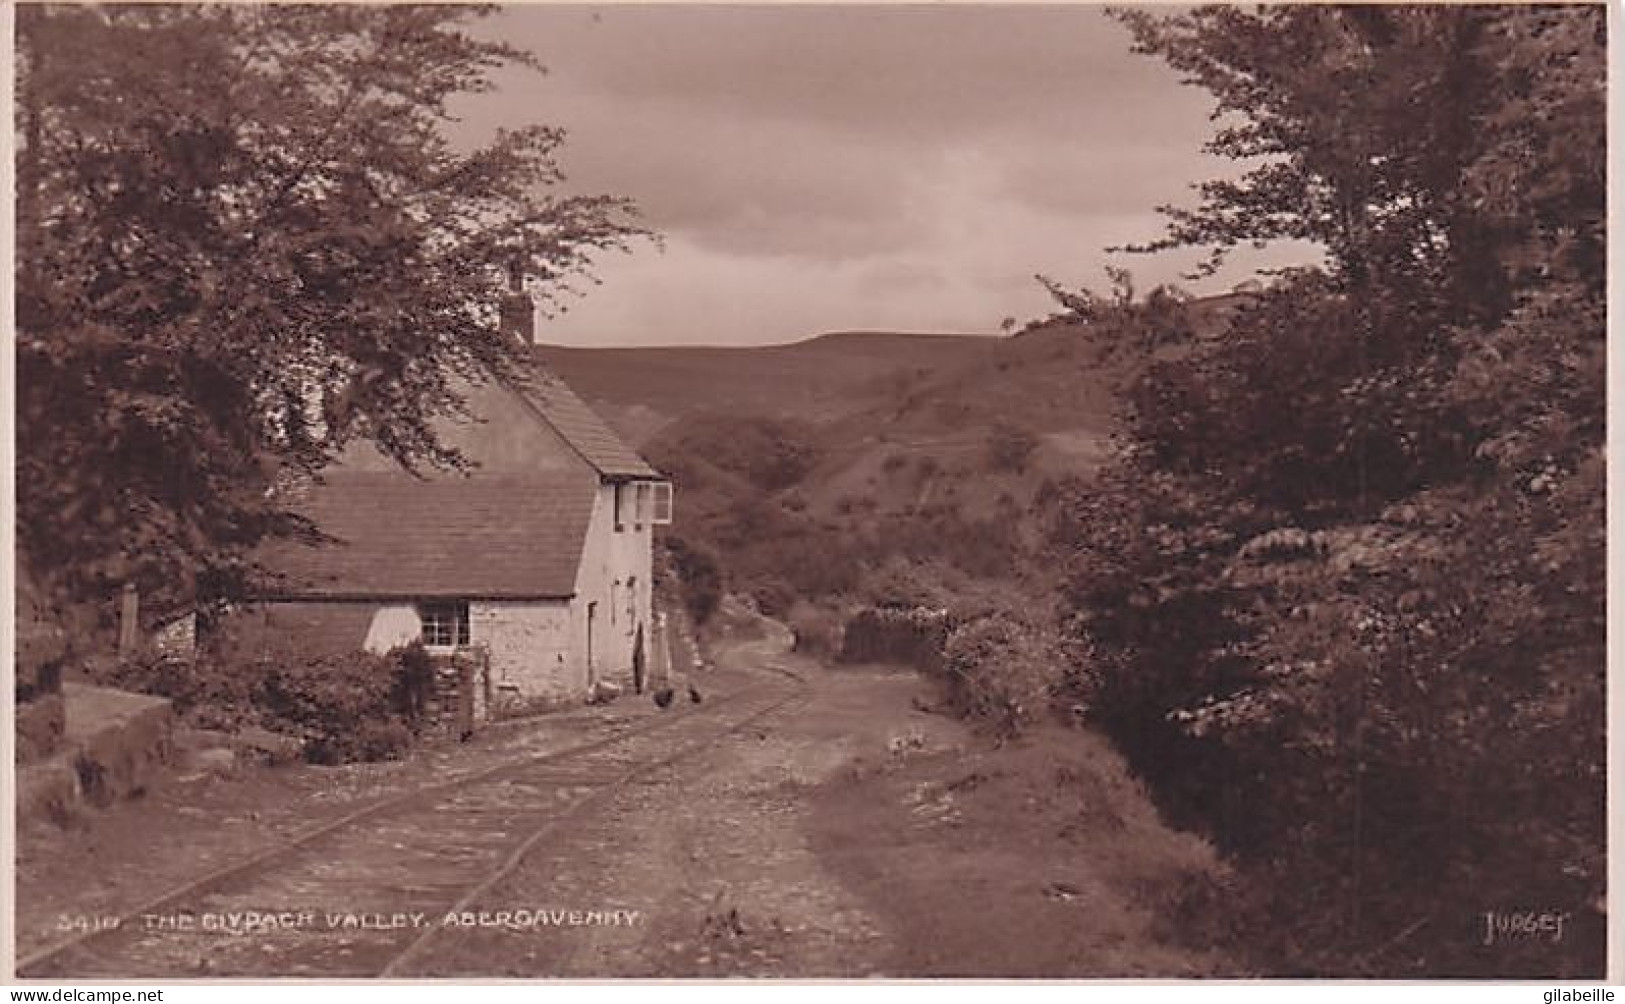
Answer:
539;291;1247;613
533;331;996;443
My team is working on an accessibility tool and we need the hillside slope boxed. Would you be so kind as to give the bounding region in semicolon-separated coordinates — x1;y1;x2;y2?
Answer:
540;293;1243;613
534;332;995;444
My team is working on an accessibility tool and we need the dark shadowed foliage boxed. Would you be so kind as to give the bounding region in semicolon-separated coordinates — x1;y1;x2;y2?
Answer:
16;4;648;616
1046;4;1604;977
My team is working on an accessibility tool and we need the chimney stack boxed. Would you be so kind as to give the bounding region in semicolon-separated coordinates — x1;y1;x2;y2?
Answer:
500;260;535;344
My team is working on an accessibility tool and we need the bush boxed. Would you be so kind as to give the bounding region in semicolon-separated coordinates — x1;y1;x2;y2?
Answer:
750;577;796;618
257;648;415;764
88;647;262;732
939;612;1066;741
858;555;959;610
885;509;1023;579
986;421;1040;473
95;627;431;763
663;534;724;624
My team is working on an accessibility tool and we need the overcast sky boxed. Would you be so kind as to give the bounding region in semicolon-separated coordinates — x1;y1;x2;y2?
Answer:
455;4;1318;348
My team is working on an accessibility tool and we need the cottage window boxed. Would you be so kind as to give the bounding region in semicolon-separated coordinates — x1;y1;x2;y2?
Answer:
613;483;627;532
650;481;674;525
419;601;470;648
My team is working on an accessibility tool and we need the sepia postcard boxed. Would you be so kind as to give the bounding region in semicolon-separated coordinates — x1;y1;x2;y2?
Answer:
7;1;1614;986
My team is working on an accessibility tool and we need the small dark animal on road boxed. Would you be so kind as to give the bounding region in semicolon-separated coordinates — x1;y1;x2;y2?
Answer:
653;687;675;709
688;684;703;704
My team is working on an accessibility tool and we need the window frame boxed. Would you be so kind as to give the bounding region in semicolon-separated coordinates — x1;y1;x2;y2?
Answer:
650;481;674;525
418;600;471;650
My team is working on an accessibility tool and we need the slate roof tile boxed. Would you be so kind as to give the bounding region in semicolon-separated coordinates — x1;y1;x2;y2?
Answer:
511;366;663;479
263;472;596;599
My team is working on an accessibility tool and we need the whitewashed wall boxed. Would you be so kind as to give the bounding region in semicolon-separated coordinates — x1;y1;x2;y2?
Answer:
472;600;576;707
276;377;659;709
359;600;575;709
363;605;420;653
569;483;655;690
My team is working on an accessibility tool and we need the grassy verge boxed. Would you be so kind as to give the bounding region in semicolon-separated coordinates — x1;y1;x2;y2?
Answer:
803;719;1240;978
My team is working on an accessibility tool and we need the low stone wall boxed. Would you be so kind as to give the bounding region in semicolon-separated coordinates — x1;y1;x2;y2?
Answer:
838;606;954;673
18;683;174;825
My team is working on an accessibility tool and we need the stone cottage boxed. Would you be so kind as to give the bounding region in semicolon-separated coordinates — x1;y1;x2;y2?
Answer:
253;362;672;713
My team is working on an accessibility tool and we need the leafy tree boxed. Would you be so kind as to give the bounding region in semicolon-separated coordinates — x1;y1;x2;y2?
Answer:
1037;265;1193;361
1049;5;1605;976
16;4;648;615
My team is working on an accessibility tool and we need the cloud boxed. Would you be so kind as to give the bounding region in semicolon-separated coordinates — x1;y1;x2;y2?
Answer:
453;4;1321;347
496;5;1213;147
532;167;1236;349
543;90;937;261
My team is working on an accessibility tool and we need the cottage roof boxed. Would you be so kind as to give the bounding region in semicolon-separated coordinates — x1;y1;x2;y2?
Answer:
263;471;596;600
511;364;662;480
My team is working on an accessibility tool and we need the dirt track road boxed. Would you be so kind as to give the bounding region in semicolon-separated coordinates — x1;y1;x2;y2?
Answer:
407;626;908;977
403;620;1230;978
17;619;1231;979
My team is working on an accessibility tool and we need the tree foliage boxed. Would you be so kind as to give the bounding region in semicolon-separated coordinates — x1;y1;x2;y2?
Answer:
1049;5;1605;977
649;413;823;492
16;4;648;614
1111;5;1603;308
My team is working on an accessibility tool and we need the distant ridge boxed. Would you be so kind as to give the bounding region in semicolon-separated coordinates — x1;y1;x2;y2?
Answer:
537;329;998;353
787;329;999;347
533;328;993;435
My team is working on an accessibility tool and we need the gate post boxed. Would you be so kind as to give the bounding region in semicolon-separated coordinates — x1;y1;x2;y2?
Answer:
117;583;140;658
